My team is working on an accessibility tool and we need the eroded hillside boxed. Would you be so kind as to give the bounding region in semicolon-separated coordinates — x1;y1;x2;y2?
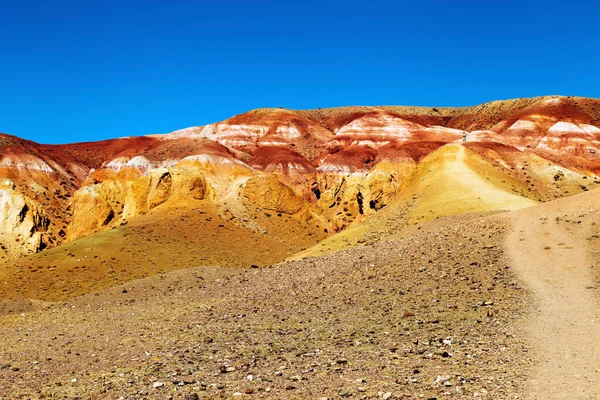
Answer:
1;96;600;287
3;97;600;399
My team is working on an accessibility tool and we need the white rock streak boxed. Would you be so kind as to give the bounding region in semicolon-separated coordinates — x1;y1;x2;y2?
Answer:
335;113;423;139
105;156;153;174
547;122;586;135
0;155;54;173
506;119;538;132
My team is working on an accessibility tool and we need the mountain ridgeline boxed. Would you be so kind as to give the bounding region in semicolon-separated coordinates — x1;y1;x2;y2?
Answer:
1;95;599;265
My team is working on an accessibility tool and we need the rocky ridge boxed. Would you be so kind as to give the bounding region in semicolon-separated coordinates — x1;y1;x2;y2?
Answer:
1;96;600;261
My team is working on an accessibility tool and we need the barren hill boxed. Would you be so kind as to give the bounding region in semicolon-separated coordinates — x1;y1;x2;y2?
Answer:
1;96;600;300
2;96;600;259
2;187;600;398
2;96;600;398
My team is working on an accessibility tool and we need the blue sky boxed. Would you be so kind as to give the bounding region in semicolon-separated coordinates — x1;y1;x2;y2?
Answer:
0;0;599;144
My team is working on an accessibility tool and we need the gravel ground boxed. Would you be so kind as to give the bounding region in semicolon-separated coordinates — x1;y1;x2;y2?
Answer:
0;213;533;399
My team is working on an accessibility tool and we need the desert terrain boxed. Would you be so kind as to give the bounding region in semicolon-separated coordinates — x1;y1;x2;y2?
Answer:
1;95;600;399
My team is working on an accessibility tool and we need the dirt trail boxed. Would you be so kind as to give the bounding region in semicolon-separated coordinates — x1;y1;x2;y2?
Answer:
505;204;600;399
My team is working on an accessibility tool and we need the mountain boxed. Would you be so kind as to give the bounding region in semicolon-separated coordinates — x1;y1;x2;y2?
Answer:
1;95;600;299
2;184;600;398
3;95;600;399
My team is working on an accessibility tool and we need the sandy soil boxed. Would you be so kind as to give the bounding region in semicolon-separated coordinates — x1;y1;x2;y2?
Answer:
505;190;600;399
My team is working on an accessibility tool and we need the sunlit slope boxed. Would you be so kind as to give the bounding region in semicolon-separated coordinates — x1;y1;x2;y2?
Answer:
292;144;539;259
0;199;327;301
403;144;539;223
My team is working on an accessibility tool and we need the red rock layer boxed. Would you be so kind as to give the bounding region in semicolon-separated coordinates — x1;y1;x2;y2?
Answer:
1;96;600;257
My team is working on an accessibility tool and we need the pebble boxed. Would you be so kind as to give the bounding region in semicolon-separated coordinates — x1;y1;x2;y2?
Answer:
152;381;164;388
0;211;529;399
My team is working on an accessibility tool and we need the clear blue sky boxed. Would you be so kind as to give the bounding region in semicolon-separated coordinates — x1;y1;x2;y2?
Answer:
1;0;599;144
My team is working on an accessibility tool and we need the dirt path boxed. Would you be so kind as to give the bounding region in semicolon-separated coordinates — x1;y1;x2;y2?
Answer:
505;206;600;399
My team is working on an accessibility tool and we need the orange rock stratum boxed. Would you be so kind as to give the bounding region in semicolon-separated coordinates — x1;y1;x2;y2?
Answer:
5;96;600;399
1;95;600;298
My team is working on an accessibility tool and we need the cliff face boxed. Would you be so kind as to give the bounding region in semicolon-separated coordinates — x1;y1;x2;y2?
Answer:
2;96;600;260
0;179;49;256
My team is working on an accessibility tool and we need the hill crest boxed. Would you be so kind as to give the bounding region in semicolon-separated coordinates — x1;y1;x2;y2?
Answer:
1;95;599;289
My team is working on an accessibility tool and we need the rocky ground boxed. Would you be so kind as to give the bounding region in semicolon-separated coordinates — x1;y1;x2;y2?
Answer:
0;212;533;399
